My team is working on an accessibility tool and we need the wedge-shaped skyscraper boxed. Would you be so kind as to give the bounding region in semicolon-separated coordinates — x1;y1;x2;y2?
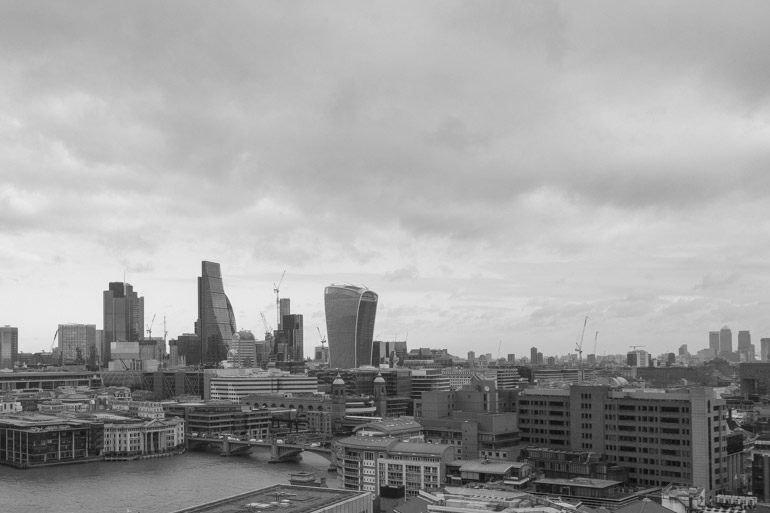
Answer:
197;261;237;366
324;284;378;369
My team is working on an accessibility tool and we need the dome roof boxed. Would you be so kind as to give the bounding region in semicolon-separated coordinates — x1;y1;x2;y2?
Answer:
374;373;385;384
333;373;345;386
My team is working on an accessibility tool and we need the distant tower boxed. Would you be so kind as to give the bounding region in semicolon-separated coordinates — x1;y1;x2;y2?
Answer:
738;331;753;361
0;326;18;369
709;331;720;353
324;284;378;369
761;338;770;361
103;282;144;367
719;326;733;356
530;347;538;364
197;261;237;366
373;372;387;417
278;298;291;331
332;373;347;433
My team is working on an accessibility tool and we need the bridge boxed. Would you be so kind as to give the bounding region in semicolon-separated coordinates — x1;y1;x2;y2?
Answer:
187;436;335;465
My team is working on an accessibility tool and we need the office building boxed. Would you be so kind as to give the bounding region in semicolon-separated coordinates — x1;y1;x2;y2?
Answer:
103;282;144;367
324;284;378;369
336;436;453;495
516;385;729;493
709;331;720;353
410;368;451;400
762;339;770;361
530;347;538;364
206;368;318;402
0;326;18;370
720;325;733;356
508;353;516;363
278;298;291;330
58;324;96;365
738;330;754;361
197;261;237;366
282;314;304;361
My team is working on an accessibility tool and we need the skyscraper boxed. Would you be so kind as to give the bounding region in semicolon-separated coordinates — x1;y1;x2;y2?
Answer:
278;298;291;331
282;314;304;361
709;331;720;353
103;282;144;367
719;325;733;356
0;325;18;369
324;284;378;369
197;261;237;366
738;331;753;360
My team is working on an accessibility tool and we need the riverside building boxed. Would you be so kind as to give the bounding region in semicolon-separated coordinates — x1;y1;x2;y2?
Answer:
516;385;730;494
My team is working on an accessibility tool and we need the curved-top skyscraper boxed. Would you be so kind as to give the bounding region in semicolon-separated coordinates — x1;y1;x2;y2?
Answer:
197;261;237;366
324;284;378;369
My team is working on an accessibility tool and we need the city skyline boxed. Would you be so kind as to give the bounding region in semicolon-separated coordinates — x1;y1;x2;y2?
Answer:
2;3;770;359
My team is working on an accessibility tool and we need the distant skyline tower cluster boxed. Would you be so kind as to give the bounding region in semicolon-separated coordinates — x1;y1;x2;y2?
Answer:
708;326;755;362
103;281;144;367
324;284;378;369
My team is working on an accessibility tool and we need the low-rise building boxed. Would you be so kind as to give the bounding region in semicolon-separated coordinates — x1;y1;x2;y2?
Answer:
336;436;453;496
164;401;270;438
99;413;185;460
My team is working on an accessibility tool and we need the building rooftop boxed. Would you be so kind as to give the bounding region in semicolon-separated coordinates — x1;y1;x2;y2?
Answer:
167;484;371;513
450;461;521;474
390;441;453;457
535;477;622;489
352;417;422;436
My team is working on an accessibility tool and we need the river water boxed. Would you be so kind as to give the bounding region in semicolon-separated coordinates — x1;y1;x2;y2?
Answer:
0;447;338;513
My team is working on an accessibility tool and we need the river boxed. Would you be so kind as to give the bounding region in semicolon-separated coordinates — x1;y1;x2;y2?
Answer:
0;447;339;513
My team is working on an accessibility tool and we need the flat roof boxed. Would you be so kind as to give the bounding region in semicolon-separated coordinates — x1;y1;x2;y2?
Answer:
167;484;370;513
456;461;518;473
536;477;622;489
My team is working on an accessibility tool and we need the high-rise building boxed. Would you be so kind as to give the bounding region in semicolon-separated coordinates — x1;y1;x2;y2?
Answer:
0;325;18;369
278;298;291;331
197;261;237;366
530;347;538;364
762;338;770;361
58;324;96;365
738;330;754;361
324;284;378;369
282;314;304;361
720;326;733;355
103;282;144;367
709;331;720;353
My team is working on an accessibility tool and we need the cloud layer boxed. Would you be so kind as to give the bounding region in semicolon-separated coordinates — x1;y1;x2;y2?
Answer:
2;1;770;358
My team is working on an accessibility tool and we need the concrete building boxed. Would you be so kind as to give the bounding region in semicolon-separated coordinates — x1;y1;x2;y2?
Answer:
0;325;18;369
163;401;270;438
324;284;378;369
709;331;720;353
206;368;318;402
762;339;770;361
410;368;451;400
100;413;185;459
516;385;729;494
336;436;453;495
415;379;520;461
169;484;373;513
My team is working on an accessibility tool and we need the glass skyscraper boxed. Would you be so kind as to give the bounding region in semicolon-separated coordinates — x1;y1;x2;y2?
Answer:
0;325;18;370
103;282;144;367
324;284;378;369
197;261;237;366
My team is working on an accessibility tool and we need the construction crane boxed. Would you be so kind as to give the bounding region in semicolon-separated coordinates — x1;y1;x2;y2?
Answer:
273;270;286;329
576;316;588;384
146;313;157;340
260;312;272;339
317;327;326;346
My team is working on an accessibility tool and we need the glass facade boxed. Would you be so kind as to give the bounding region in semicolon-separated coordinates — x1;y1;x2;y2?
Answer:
324;284;378;369
0;326;18;369
58;324;96;365
103;282;144;367
197;261;237;366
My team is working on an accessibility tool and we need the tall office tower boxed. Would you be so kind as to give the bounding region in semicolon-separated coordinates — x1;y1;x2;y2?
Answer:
281;314;304;361
719;325;733;356
507;353;515;363
197;261;237;366
324;284;378;369
467;351;476;367
278;298;291;331
762;338;770;361
679;344;688;356
58;324;96;365
709;331;720;353
530;347;538;364
739;331;753;360
0;325;18;369
103;282;144;367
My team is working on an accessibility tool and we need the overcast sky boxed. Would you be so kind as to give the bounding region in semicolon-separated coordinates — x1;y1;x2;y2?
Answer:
2;1;769;360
